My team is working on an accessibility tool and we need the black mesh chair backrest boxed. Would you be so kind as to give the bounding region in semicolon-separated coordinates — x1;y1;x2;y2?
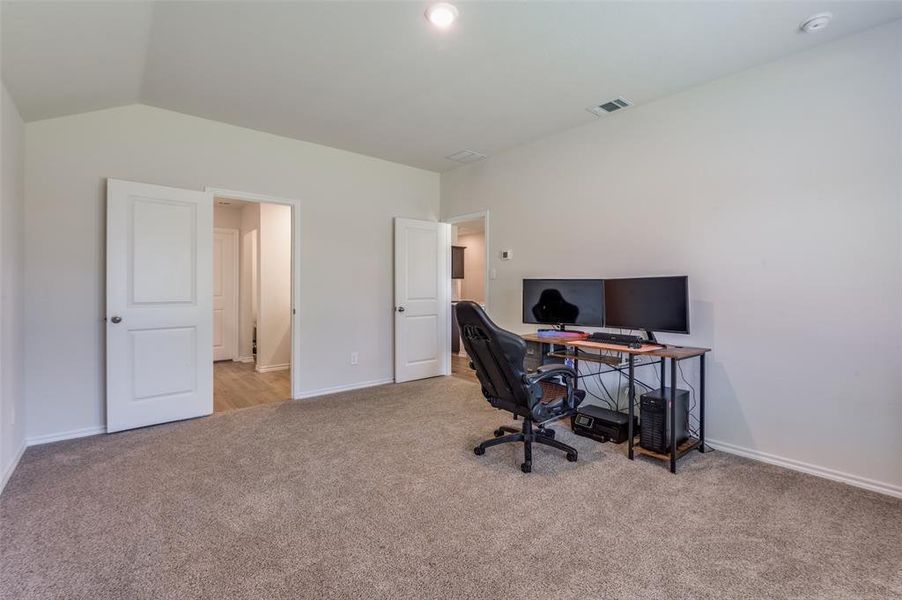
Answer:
455;301;532;415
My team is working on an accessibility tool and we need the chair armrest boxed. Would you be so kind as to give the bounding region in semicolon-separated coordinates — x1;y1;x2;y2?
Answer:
526;364;576;385
525;364;581;417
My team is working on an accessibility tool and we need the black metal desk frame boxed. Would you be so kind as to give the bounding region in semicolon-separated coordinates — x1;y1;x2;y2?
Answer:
626;351;707;473
529;337;708;474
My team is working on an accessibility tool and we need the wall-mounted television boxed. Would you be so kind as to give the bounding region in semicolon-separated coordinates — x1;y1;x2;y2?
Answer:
522;279;604;328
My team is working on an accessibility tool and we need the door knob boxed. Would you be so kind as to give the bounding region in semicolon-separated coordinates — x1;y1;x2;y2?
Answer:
111;316;122;324
397;306;405;313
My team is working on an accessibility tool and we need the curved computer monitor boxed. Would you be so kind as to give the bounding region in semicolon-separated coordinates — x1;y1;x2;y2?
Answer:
603;276;689;334
522;279;604;328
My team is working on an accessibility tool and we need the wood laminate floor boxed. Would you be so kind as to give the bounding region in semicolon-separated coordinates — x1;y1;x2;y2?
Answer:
451;353;478;383
214;360;291;413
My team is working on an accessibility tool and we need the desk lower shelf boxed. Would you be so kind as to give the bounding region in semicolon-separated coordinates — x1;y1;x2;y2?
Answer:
547;350;623;366
633;437;701;462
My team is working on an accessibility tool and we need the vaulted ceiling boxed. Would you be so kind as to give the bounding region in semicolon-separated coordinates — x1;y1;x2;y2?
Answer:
3;1;901;172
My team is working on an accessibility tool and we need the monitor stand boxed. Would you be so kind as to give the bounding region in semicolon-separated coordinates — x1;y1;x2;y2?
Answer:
557;324;585;334
537;324;585;335
644;330;659;344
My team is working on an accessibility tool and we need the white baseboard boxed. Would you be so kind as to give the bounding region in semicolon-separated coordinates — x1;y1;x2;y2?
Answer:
235;355;255;364
296;377;394;400
707;438;902;499
26;425;106;447
0;440;27;496
255;363;290;373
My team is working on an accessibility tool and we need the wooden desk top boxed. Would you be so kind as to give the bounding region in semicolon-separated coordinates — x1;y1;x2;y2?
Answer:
521;333;710;360
521;333;582;345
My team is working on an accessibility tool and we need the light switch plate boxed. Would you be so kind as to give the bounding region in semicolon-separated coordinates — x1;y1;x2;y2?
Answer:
500;249;512;260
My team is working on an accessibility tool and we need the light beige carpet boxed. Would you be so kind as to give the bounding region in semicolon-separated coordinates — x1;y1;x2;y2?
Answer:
2;376;900;600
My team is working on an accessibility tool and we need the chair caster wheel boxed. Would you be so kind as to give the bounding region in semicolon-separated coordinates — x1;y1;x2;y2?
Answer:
566;453;578;462
521;462;532;473
474;446;485;456
493;428;505;438
543;429;556;439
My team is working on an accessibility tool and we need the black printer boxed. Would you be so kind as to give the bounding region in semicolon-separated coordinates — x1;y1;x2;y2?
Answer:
571;405;638;444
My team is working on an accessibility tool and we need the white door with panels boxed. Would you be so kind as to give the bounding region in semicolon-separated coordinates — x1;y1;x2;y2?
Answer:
106;179;214;433
394;218;451;383
213;228;239;361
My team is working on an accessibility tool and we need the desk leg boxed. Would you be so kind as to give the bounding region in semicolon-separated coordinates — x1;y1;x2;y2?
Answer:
670;358;678;474
660;358;665;391
573;356;579;391
699;353;706;453
627;353;635;460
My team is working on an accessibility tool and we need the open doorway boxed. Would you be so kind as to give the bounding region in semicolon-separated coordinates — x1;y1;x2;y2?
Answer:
446;211;489;382
212;195;294;412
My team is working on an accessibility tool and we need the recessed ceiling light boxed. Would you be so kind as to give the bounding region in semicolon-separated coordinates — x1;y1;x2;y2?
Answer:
800;12;832;33
425;3;459;29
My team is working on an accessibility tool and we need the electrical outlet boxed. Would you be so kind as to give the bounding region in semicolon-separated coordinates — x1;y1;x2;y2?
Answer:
350;352;359;366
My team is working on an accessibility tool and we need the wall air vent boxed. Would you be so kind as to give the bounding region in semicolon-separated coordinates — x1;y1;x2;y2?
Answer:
586;97;633;117
445;149;488;164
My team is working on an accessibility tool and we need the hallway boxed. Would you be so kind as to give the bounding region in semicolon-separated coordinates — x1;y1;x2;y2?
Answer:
214;361;290;413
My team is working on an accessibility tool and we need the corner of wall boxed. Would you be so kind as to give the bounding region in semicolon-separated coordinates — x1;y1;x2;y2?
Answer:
1;81;28;494
0;440;26;495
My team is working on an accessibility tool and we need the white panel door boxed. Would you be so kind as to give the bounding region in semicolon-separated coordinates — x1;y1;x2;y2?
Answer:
213;228;238;361
394;218;451;383
106;179;213;433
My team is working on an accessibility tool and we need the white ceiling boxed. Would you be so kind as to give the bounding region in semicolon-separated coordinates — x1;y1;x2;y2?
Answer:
3;1;902;172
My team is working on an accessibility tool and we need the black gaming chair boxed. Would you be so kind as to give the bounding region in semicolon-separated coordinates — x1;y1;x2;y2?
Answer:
455;301;585;473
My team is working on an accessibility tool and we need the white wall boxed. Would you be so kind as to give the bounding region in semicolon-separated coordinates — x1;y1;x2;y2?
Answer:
213;204;242;230
442;22;902;495
458;231;485;303
1;82;26;491
24;104;439;441
238;203;259;361
256;202;291;371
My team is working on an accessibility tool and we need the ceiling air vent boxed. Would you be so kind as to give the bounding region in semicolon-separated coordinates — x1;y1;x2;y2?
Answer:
586;97;633;117
445;149;487;164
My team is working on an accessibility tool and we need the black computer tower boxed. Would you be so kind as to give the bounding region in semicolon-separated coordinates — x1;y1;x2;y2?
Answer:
639;387;689;454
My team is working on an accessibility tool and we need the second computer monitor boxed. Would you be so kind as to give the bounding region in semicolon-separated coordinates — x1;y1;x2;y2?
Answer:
603;276;689;334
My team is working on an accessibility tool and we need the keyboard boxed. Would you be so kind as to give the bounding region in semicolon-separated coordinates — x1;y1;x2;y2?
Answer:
586;332;643;347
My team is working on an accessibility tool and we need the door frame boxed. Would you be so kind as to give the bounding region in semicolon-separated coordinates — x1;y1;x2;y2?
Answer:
206;187;302;400
213;227;240;361
444;208;490;309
